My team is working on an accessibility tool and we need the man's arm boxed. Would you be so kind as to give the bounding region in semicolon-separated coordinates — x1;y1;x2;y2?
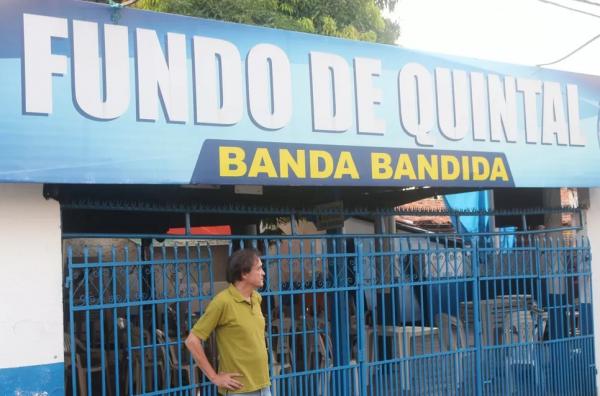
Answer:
184;332;243;391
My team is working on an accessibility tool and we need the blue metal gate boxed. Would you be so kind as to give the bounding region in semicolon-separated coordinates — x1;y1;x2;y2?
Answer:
63;212;595;395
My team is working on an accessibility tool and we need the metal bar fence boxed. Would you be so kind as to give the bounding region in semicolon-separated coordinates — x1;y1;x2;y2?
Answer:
63;230;594;396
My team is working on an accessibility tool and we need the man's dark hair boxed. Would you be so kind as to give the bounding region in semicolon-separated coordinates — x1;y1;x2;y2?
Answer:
226;248;260;283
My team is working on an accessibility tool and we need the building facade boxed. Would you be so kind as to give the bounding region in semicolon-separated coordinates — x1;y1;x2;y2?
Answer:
2;1;600;394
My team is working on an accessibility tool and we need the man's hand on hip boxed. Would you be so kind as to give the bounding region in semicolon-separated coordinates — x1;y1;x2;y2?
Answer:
211;372;244;391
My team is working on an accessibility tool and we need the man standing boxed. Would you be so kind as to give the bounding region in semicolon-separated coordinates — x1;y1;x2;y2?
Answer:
185;248;271;395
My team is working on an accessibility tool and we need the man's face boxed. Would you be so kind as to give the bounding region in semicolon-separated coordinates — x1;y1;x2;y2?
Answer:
243;257;265;289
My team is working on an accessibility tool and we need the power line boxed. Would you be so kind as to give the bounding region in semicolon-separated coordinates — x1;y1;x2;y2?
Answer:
538;0;600;18
568;0;600;6
537;32;600;66
536;0;600;66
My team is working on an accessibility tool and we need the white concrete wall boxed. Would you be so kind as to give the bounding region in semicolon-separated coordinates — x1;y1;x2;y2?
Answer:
0;184;62;369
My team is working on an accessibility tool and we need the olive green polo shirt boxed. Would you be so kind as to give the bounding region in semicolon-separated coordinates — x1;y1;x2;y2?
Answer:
191;284;270;394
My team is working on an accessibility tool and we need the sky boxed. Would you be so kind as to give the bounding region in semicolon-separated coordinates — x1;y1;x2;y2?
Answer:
387;0;600;76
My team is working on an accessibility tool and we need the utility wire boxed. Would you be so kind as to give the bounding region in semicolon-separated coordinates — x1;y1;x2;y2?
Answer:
538;0;600;18
537;33;600;66
537;0;600;66
567;0;600;6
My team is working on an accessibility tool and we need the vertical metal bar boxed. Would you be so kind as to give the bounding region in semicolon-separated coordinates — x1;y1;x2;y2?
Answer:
67;246;77;396
209;243;218;396
184;242;194;387
414;238;425;392
574;237;582;395
375;235;382;396
287;238;300;396
332;236;340;378
297;239;308;395
392;239;398;395
552;236;565;396
559;236;568;395
344;238;353;394
400;237;409;394
137;243;147;394
125;246;133;396
161;244;171;392
290;214;297;235
185;212;191;236
565;236;575;394
455;215;461;234
472;236;483;396
207;241;214;295
506;238;515;389
173;244;183;389
422;235;432;388
451;244;460;395
273;239;284;382
534;233;544;394
315;239;324;395
83;247;93;396
545;235;557;395
98;247;107;396
365;239;374;396
149;244;158;392
455;236;463;394
572;236;583;396
386;240;394;394
498;241;506;349
190;243;201;387
567;237;577;394
357;241;368;396
111;246;120;396
263;242;273;393
585;236;597;393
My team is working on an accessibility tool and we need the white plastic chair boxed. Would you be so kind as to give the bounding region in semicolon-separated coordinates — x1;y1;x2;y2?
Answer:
155;328;199;390
436;313;467;351
435;313;468;392
64;333;87;396
64;333;113;396
129;327;168;395
272;317;294;366
308;333;334;396
270;344;292;396
502;310;537;362
502;310;542;394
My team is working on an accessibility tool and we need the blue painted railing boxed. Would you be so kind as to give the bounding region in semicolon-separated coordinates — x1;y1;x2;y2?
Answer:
64;228;594;395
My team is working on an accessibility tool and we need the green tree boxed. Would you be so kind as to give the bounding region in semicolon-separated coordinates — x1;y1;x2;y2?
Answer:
133;0;399;44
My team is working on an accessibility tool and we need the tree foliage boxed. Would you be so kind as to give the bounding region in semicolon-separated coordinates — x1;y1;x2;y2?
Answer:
134;0;399;44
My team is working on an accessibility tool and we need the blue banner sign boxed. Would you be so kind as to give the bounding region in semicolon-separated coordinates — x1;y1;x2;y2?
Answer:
1;0;599;186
